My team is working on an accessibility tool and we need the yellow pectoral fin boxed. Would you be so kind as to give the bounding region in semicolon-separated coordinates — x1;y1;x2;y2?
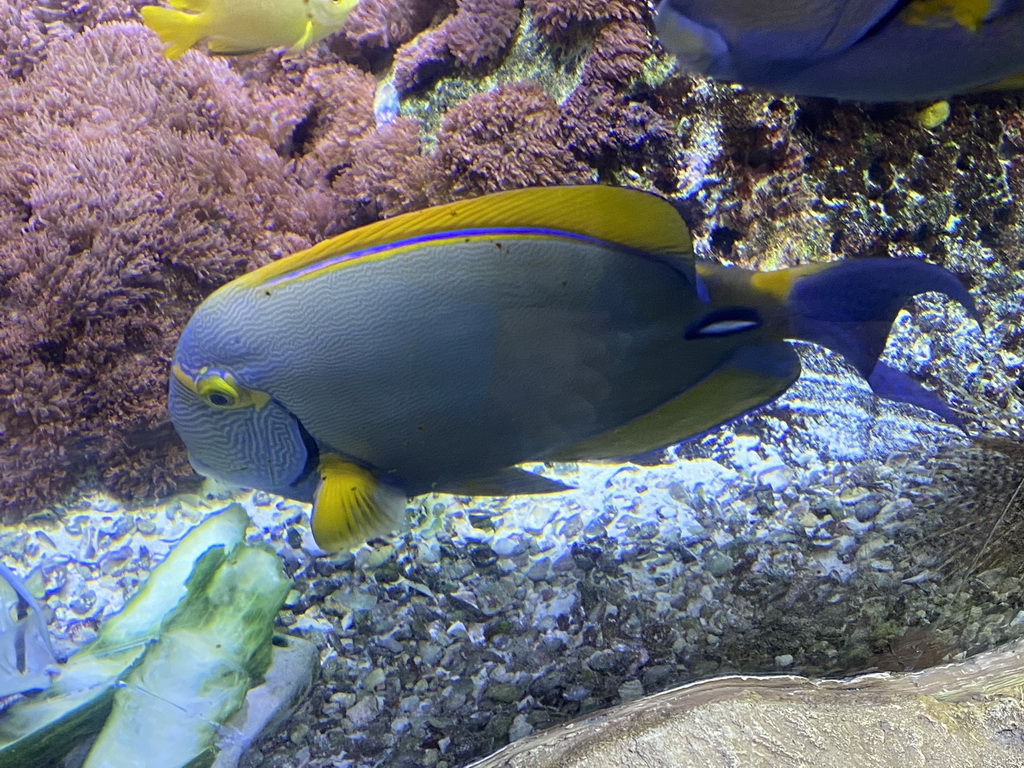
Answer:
550;344;801;462
311;456;407;551
291;20;315;51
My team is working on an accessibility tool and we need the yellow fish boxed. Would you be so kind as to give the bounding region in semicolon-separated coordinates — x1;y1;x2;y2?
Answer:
141;0;359;60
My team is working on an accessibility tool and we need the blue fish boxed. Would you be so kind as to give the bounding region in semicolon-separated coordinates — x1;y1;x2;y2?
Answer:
168;186;976;550
655;0;1024;101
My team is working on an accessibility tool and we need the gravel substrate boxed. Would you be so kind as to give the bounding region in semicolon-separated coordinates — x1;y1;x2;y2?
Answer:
4;293;1024;767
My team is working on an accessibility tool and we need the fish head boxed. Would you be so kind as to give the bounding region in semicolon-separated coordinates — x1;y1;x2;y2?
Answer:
654;1;731;75
169;299;317;502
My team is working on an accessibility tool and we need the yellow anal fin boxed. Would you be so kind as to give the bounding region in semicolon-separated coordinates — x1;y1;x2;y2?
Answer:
972;70;1024;93
311;456;407;551
550;344;801;462
238;185;693;290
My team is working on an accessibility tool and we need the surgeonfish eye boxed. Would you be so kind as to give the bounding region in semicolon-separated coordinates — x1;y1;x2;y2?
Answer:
196;372;242;409
171;363;271;411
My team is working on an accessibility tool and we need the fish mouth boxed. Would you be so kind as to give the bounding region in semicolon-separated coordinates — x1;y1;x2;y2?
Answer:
187;455;222;479
188;455;257;484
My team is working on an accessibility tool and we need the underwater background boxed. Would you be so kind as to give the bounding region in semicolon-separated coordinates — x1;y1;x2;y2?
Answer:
1;0;1024;766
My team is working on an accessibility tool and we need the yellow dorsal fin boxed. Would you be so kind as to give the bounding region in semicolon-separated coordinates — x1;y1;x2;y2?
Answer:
238;186;693;289
310;455;407;551
549;344;800;462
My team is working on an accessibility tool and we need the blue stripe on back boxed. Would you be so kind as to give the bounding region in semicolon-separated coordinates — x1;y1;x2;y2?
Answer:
261;228;646;289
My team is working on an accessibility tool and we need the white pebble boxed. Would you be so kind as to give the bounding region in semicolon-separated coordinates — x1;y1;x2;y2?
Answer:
520;505;555;534
509;714;534;742
418;539;441;564
446;621;469;639
492;535;521;558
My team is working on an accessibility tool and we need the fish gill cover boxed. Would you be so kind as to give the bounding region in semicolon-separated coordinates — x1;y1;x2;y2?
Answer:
0;0;1023;766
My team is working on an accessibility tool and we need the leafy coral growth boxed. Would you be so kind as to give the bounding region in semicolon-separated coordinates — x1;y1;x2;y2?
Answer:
342;0;439;53
434;82;592;198
561;20;674;168
0;25;337;513
392;0;523;92
333;118;436;221
524;0;643;42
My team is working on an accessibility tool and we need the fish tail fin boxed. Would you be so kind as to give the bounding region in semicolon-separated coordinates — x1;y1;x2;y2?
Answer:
140;5;205;60
697;258;977;424
311;455;408;552
781;258;978;424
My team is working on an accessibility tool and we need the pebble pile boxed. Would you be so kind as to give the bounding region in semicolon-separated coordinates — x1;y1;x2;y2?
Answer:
3;297;1021;768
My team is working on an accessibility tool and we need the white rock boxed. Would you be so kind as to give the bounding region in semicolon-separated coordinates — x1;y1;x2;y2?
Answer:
509;714;534;742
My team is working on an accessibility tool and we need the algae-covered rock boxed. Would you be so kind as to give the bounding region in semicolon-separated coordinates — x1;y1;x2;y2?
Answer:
0;504;293;768
84;545;290;768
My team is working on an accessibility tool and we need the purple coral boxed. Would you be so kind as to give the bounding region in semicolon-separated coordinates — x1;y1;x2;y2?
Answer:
562;20;674;164
432;81;593;199
0;24;341;515
343;0;439;52
290;63;379;195
0;0;152;78
393;0;522;92
333;118;437;221
0;2;48;78
524;0;642;42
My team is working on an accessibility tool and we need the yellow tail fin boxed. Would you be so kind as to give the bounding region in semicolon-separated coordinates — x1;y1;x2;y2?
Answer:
140;5;205;60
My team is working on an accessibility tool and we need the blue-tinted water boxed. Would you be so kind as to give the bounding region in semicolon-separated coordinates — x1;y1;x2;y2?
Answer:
1;2;1024;767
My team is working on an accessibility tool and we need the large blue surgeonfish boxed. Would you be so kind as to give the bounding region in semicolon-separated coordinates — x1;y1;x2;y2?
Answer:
655;0;1024;101
169;186;976;551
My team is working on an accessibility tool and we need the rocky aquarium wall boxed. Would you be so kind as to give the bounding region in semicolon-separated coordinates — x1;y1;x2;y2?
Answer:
1;1;1024;767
